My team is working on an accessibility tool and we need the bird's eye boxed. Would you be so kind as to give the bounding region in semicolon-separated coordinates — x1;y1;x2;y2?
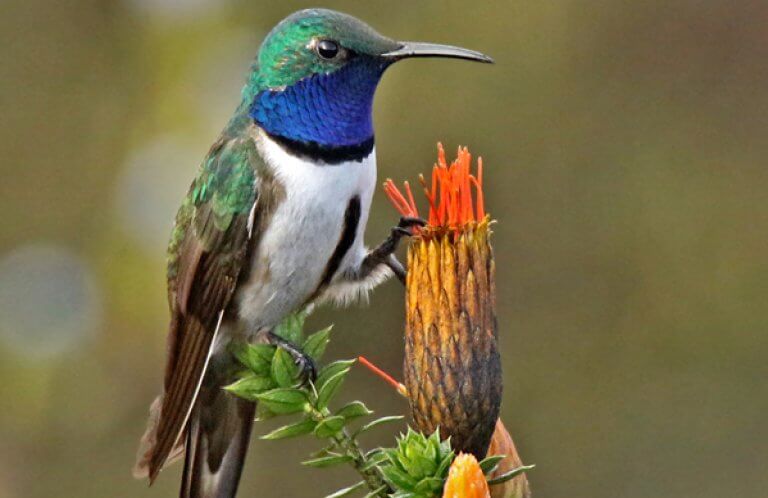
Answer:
316;39;340;60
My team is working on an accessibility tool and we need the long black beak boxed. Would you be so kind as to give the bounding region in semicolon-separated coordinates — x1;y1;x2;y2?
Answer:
382;41;493;63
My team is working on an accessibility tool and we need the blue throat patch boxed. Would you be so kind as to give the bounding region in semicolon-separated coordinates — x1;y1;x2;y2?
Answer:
249;57;387;152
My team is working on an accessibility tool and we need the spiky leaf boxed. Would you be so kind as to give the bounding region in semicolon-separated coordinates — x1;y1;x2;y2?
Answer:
313;415;346;438
336;401;373;420
390;492;416;498
354;415;405;437
303;325;332;361
435;452;454;479
233;344;276;375
414;477;444;495
224;374;275;401
273;311;306;344
261;418;317;440
478;455;505;475
362;485;388;498
324;481;366;498
317;369;349;409
309;446;335;459
359;452;388;472
255;388;308;414
271;347;299;388
401;453;436;480
302;454;354;468
380;465;418;490
315;359;356;389
254;402;276;421
486;464;536;485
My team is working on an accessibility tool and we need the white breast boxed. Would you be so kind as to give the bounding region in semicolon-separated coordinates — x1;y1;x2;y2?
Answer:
236;130;377;329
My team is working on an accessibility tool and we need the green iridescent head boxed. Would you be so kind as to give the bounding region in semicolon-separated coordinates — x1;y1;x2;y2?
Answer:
245;8;492;97
248;9;397;92
242;9;493;159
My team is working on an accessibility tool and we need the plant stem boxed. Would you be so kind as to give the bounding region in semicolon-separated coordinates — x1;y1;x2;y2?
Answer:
308;404;391;497
332;429;391;497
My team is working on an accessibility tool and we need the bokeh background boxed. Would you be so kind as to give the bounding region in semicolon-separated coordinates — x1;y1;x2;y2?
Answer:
2;1;767;497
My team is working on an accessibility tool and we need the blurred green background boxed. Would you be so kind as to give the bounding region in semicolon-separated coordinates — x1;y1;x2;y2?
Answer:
2;1;767;497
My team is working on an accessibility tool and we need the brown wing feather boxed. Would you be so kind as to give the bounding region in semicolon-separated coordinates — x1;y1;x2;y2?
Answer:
148;207;252;483
134;135;264;483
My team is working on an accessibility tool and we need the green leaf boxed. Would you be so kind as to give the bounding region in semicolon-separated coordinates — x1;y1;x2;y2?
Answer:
384;449;407;473
271;347;299;388
414;477;444;494
313;415;346;438
323;481;366;498
254;402;276;421
316;359;356;389
359;452;388;472
438;434;452;455
260;418;317;440
365;447;384;459
423;438;437;462
254;388;308;414
381;465;418;490
223;374;275;401
487;464;536;485
302;454;353;468
233;344;276;375
361;485;388;498
390;492;416;498
402;454;436;480
479;455;506;475
317;369;349;409
309;446;335;459
435;452;454;479
336;401;373;420
354;415;405;437
303;325;332;361
273;311;306;344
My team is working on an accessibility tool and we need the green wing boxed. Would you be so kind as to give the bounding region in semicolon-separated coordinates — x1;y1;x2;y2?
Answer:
141;135;260;482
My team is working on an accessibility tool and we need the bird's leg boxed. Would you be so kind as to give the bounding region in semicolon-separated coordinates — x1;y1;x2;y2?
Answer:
360;216;425;284
258;330;317;384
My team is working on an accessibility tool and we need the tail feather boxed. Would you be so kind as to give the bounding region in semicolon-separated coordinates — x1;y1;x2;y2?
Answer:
133;395;185;479
180;380;256;498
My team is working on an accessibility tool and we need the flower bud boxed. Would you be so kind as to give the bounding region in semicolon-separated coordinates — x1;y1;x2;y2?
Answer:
385;144;502;458
443;453;491;498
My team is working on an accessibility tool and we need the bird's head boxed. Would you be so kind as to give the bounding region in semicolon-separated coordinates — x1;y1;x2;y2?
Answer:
244;9;492;160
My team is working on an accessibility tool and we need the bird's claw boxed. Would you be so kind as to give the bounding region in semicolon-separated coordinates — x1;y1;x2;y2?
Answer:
386;217;426;250
265;332;317;385
397;216;427;235
358;217;425;285
293;351;317;386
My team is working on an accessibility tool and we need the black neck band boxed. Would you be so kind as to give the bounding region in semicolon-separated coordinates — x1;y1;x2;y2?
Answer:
268;133;374;165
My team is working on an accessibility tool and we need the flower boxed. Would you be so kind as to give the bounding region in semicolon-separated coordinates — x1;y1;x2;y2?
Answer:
385;144;502;458
442;453;491;498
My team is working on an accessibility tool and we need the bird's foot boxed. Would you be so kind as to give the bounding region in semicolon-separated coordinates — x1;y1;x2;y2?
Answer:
265;331;317;385
363;217;426;284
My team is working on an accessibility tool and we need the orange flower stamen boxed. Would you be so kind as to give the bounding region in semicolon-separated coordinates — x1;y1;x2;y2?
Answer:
383;143;487;235
357;356;408;398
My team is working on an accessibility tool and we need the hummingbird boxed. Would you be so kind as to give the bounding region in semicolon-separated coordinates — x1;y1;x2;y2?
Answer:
134;8;492;498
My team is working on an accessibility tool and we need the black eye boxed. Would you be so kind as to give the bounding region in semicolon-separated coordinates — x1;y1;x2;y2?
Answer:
316;39;340;60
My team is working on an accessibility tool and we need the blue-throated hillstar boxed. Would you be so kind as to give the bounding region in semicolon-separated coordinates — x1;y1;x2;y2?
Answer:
134;9;492;498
